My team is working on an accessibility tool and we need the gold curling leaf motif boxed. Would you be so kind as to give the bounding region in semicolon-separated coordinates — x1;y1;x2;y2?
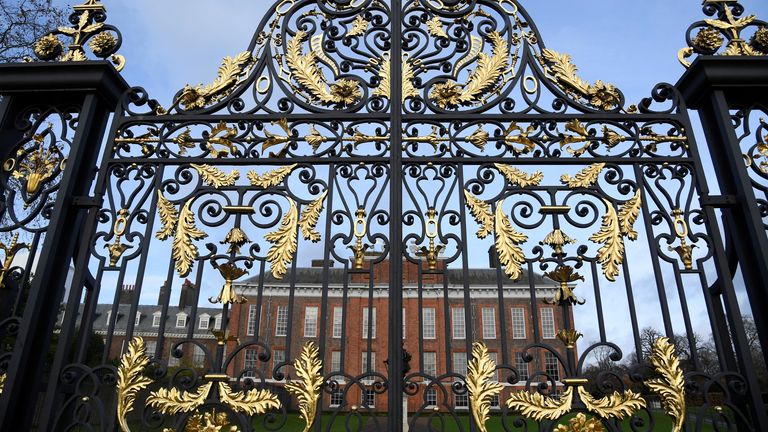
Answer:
560;163;606;188
467;342;504;432
299;190;328;242
502;122;537;156
590;199;624;282
540;49;621;110
467;126;488;151
507;386;574;421
218;382;281;416
647;337;686;432
495;199;527;281
116;337;151;432
618;189;642;241
427;16;448;39
265;198;298;279
348;15;369;37
190;164;240;188
577;387;646;420
463;190;494;239
285;342;324;432
173;199;208;277
373;55;419;101
247;164;297;189
175;51;254;111
155;190;178;241
494;164;544;188
146;382;213;415
221;227;250;255
555;413;606;432
459;31;509;104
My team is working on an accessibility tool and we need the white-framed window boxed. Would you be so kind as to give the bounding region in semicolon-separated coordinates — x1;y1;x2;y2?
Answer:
402;308;406;339
176;313;187;328
243;349;258;378
511;307;526;339
145;340;157;358
452;352;468;378
423;308;436;339
515;352;529;381
304;306;318;337
362;388;376;407
362;307;376;339
134;312;141;326
361;351;376;373
199;314;210;330
330;351;341;372
275;306;288;337
152;312;161;327
544;352;560;381
246;305;258;336
425;388;437;407
332;307;343;338
213;314;222;330
193;346;205;367
105;310;112;325
541;308;556;339
452;307;466;339
482;307;496;339
488;352;499;382
330;390;344;407
273;349;285;371
423;352;437;378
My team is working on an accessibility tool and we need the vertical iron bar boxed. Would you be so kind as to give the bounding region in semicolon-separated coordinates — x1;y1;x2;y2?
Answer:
389;0;404;428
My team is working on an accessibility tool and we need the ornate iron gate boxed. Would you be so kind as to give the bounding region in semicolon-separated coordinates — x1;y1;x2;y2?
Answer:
0;0;767;431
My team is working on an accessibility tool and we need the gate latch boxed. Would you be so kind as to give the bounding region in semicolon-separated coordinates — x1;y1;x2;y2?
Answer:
72;195;104;208
699;195;736;208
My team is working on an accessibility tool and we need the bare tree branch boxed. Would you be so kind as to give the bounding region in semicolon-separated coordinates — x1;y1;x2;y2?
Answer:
0;0;67;63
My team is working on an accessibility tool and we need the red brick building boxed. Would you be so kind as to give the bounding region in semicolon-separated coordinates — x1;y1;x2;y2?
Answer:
227;259;572;413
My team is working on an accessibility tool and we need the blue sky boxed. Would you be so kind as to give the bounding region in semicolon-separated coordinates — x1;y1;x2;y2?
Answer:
46;0;768;359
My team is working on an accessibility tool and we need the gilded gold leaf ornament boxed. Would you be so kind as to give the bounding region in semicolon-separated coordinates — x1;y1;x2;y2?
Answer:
221;227;250;255
146;382;213;415
554;413;606;432
190;164;240;188
171;199;208;277
577;387;646;420
647;337;686;432
463;190;494;239
556;329;583;349
589;199;624;282
494;164;544;188
541;229;576;256
467;126;488;151
116;337;151;432
427;16;448;39
207;122;240;158
348;15;369;37
218;382;281;415
543;265;585;305
539;49;621;110
560;163;606;188
305;126;327;152
466;342;504;432
265;198;299;279
507;386;574;421
247;164;297;189
175;51;255;111
210;263;248;305
285;342;324;432
372;54;419;101
299;190;329;242
494;200;527;281
502;122;537;155
618;189;642;241
155;190;179;241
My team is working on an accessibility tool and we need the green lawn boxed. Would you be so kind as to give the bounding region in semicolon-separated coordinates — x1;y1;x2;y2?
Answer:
249;410;718;431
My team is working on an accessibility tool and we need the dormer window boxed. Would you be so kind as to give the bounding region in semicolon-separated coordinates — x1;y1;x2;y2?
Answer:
134;312;142;326
152;312;161;327
176;313;187;328
199;314;210;330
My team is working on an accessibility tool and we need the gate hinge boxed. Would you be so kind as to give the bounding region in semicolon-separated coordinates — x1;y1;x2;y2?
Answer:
699;195;737;208
72;195;104;208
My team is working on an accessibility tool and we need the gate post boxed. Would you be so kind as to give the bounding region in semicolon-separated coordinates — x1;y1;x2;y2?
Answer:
0;62;128;430
677;57;768;366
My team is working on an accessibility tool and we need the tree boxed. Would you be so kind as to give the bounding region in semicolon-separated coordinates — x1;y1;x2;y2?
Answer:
0;0;67;63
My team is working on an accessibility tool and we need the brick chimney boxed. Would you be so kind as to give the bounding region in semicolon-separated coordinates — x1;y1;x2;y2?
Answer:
157;282;169;306
118;284;135;305
178;279;196;309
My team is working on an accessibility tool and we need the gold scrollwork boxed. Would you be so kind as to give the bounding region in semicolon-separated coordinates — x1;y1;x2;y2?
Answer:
106;209;130;267
349;208;370;269
560;163;606;188
507;386;574;421
0;234;28;288
116;337;151;432
265;198;299;279
463;190;494;239
285;342;324;432
247;164;297;189
467;342;504;432
494;163;544;188
190;164;240;188
299;190;329;242
647;337;686;432
415;208;445;270
577;387;646;420
668;209;696;270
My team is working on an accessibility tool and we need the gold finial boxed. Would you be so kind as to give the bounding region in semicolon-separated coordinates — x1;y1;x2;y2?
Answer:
543;265;585;305
556;329;583;349
105;209;130;267
668;209;696;270
415;208;445;270
33;0;125;71
349;208;370;269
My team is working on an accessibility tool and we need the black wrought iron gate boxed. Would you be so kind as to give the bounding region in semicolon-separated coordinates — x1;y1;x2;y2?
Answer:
0;0;767;431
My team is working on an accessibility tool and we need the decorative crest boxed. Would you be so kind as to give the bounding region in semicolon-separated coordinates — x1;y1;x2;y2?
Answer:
679;0;768;67
32;0;125;71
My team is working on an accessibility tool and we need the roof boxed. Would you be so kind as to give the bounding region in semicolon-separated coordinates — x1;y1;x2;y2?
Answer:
83;304;222;333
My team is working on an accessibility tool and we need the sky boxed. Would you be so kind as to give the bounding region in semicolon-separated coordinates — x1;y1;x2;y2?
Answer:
43;0;768;362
